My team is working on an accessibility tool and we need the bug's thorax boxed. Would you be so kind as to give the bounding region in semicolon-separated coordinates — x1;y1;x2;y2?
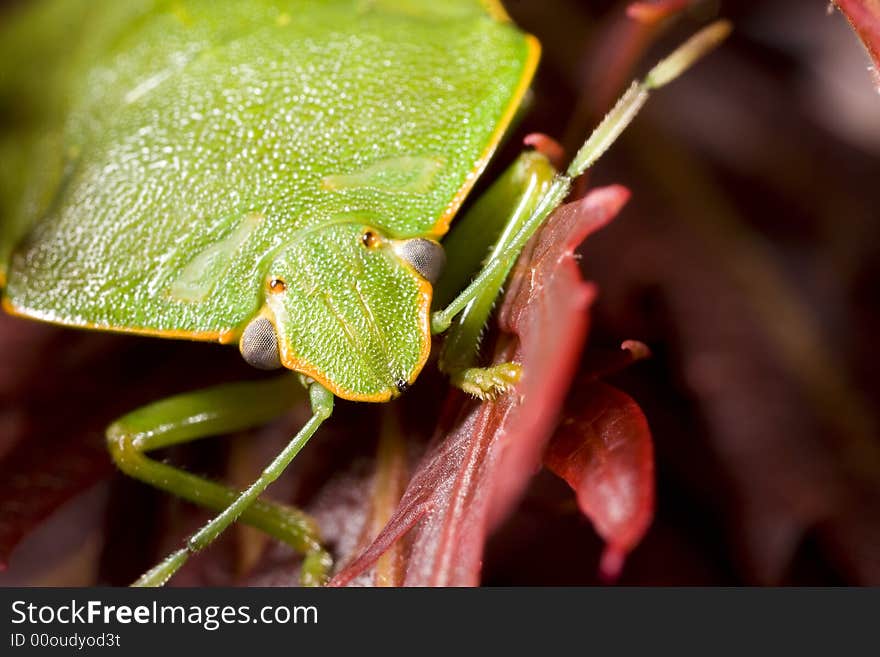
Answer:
238;223;444;402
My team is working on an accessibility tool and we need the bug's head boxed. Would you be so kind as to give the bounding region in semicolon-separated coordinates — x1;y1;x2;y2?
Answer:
238;223;444;401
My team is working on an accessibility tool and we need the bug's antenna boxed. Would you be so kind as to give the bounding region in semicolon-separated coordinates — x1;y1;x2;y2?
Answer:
431;20;732;335
568;20;732;178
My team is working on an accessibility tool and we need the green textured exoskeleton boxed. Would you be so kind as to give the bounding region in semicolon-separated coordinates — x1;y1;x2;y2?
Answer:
0;0;729;585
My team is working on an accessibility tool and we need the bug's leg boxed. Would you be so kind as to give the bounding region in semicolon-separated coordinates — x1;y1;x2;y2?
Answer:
434;150;555;399
106;376;334;586
431;20;731;338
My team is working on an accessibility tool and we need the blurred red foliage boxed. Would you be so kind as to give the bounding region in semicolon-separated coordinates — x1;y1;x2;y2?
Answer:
1;0;878;586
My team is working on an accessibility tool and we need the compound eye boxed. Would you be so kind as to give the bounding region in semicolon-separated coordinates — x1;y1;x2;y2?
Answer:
239;316;282;370
394;238;445;284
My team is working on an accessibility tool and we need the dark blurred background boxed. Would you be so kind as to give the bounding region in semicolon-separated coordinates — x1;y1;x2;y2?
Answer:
1;0;878;585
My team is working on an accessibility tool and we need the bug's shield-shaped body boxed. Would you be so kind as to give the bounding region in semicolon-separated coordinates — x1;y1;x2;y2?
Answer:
1;0;538;401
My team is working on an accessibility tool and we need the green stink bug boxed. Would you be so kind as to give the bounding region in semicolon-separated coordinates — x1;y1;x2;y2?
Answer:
0;0;728;585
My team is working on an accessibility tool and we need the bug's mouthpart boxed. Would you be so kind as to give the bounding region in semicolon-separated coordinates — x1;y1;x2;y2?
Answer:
392;238;445;284
239;315;282;370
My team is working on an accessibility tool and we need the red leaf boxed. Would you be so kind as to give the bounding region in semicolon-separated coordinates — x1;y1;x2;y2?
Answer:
331;185;630;586
544;381;654;581
523;133;566;170
835;0;880;90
